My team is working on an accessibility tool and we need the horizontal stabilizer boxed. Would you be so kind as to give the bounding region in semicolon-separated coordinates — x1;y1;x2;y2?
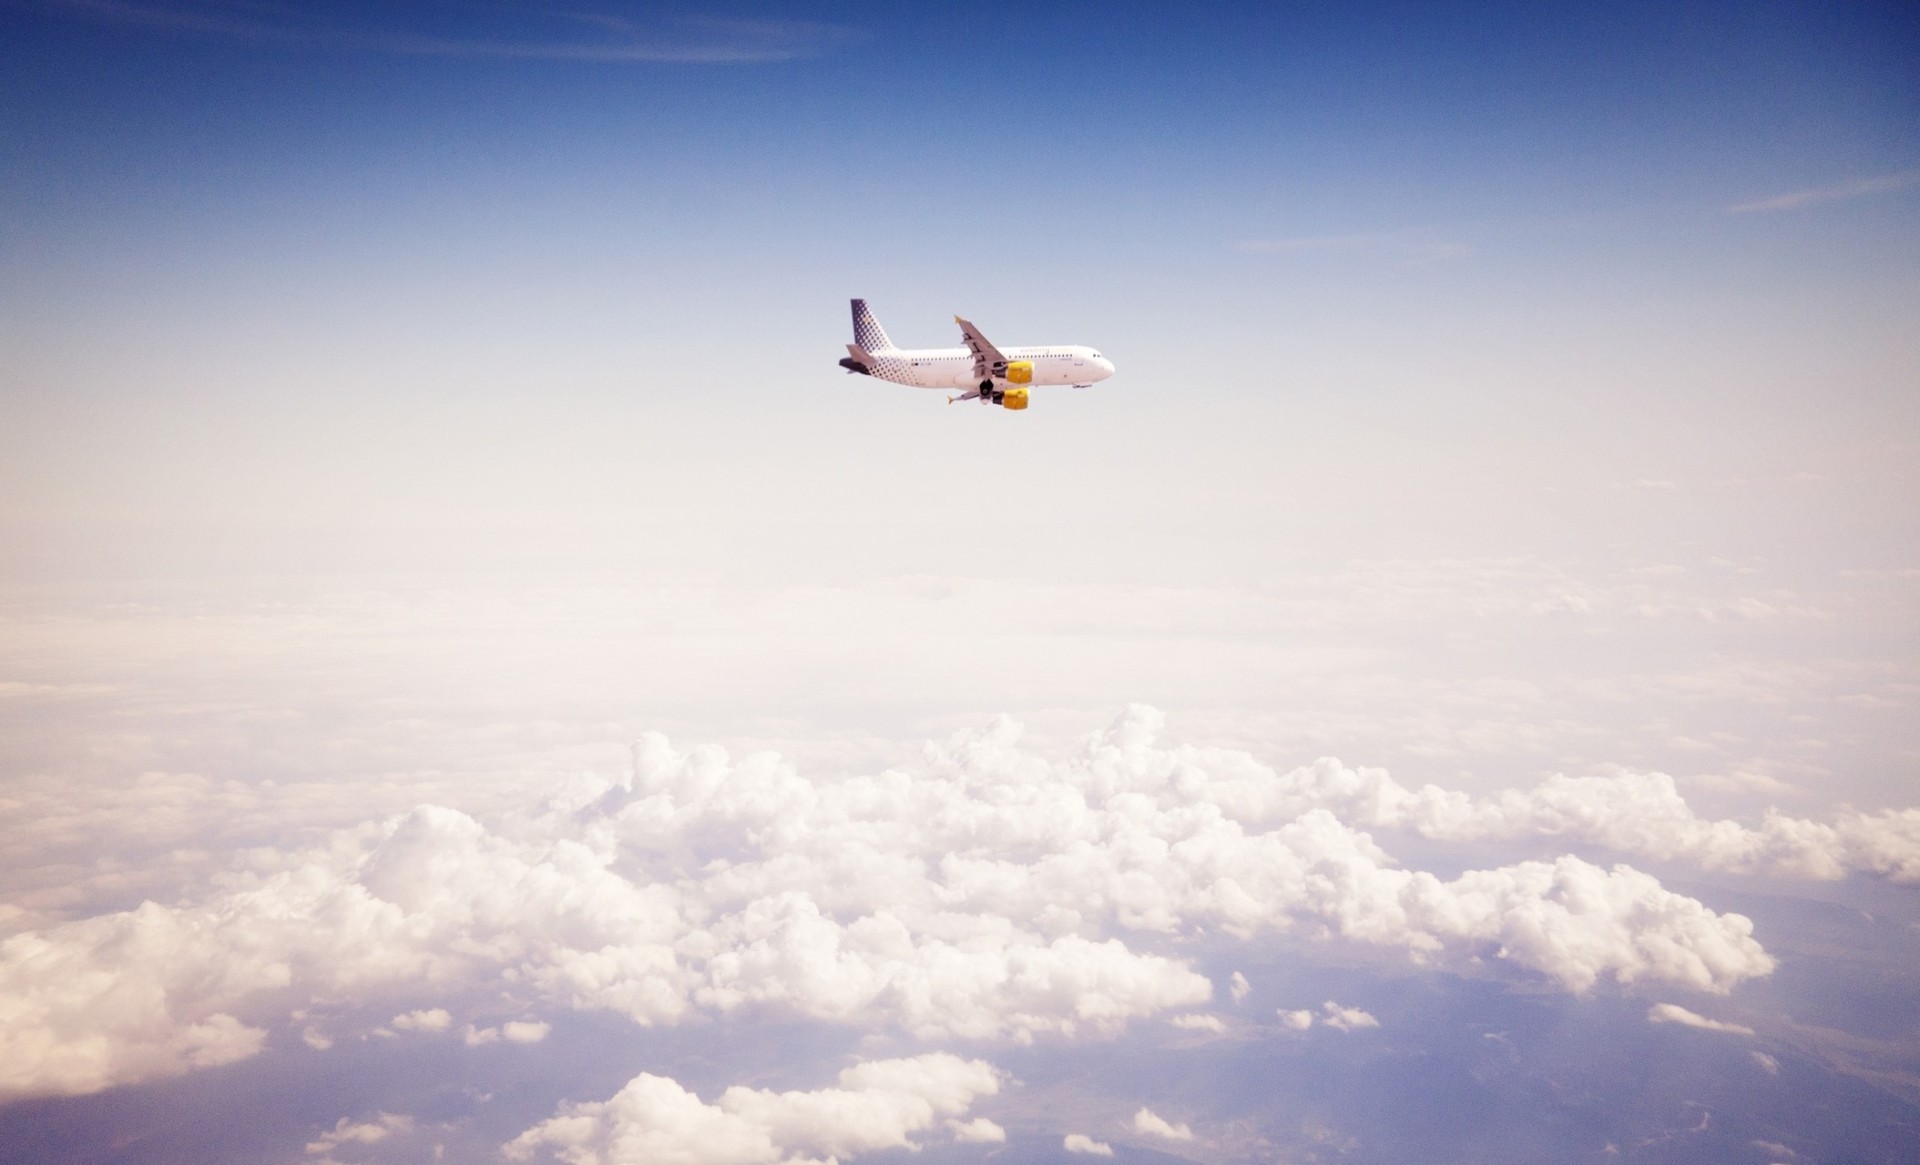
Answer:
840;342;874;376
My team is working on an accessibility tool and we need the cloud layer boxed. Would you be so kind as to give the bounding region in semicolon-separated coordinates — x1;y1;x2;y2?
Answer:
0;708;1850;1102
1238;751;1920;881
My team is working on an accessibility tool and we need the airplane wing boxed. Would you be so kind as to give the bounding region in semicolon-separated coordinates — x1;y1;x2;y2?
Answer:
954;315;1006;382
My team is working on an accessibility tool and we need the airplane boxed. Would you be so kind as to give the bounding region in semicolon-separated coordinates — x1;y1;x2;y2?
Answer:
836;299;1115;410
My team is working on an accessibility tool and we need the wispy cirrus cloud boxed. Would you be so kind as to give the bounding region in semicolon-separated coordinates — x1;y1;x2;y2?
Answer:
40;0;853;63
1647;1003;1755;1036
1728;171;1920;214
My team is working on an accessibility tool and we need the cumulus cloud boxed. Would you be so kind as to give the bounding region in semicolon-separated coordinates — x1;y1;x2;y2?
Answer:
1835;810;1920;881
1064;1133;1115;1155
391;1008;451;1033
946;1116;1006;1143
1321;1002;1379;1031
466;1020;551;1045
1170;1013;1225;1032
0;708;1793;1100
503;1020;551;1043
1647;1003;1754;1036
0;905;269;1099
306;1112;411;1155
1279;1002;1377;1032
1133;1107;1194;1140
505;1053;997;1165
1234;748;1920;882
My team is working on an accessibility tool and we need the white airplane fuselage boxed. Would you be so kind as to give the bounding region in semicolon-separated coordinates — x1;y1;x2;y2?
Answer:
866;345;1112;390
839;299;1114;410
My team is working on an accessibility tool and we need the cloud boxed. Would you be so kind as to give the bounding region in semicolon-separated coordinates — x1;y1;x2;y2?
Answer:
391;1008;451;1033
1064;1133;1115;1155
1321;1002;1379;1031
1170;1013;1225;1032
42;0;853;64
1728;171;1920;213
1647;1003;1754;1036
1279;1002;1377;1032
505;1054;998;1165
305;1113;411;1156
1247;752;1920;882
946;1117;1006;1143
503;1020;551;1043
1750;1051;1781;1075
0;709;1790;1101
1229;971;1251;1003
1834;810;1920;881
466;1020;552;1045
1133;1107;1194;1140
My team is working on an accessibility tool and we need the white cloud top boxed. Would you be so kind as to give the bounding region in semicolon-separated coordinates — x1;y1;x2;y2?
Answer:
505;1054;997;1165
1321;1002;1380;1031
1133;1107;1194;1140
1647;1003;1755;1036
391;1008;451;1032
0;708;1833;1100
1064;1132;1115;1155
1278;1002;1379;1032
305;1112;411;1156
1170;1013;1225;1032
946;1116;1006;1143
1263;755;1920;882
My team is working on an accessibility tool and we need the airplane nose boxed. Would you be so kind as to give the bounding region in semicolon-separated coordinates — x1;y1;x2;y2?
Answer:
1097;357;1115;378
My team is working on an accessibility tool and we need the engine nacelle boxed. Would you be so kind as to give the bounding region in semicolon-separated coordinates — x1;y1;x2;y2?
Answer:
1004;360;1033;384
1001;387;1029;410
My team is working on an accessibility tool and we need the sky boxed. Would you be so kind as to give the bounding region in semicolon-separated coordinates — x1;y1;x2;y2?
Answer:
2;1;1919;1162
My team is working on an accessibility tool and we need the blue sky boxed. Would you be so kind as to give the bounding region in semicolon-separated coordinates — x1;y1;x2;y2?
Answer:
2;3;1918;1163
4;0;1916;587
8;0;1916;368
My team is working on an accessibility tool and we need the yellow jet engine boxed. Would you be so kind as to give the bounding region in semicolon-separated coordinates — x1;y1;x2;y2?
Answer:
1003;361;1033;384
1001;387;1029;410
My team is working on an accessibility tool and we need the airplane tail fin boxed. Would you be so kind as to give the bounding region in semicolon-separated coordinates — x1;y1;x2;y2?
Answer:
850;298;898;354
